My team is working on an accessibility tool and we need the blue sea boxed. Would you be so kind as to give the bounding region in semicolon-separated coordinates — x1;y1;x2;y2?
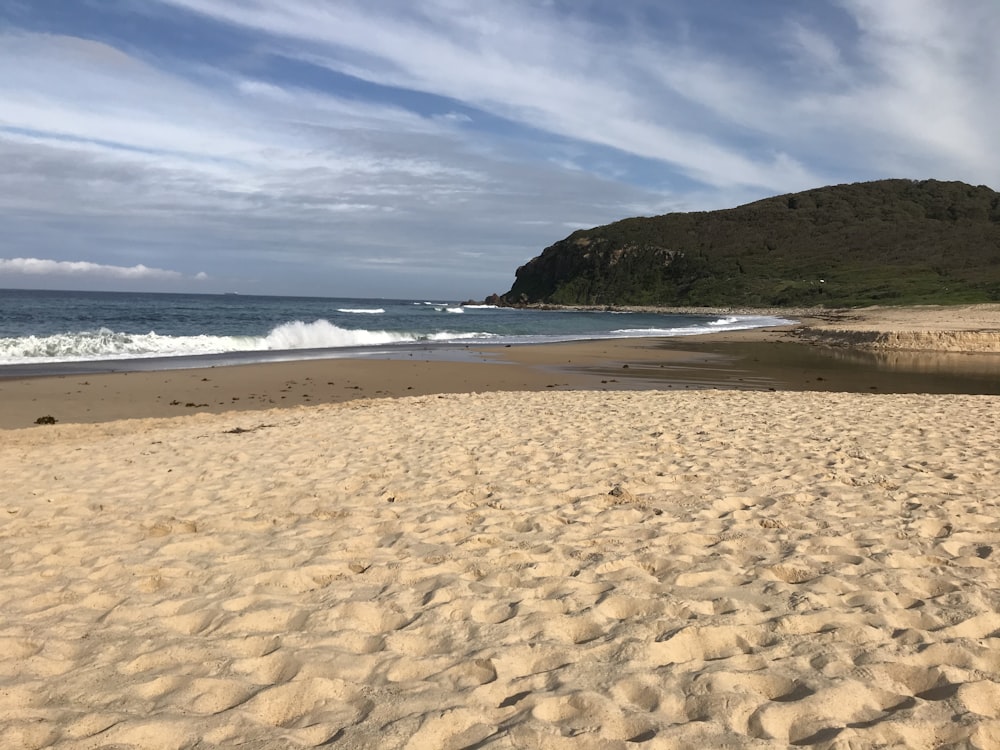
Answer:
0;289;792;372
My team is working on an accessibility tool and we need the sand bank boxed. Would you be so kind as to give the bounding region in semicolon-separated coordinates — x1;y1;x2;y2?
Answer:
3;390;1000;748
785;303;1000;352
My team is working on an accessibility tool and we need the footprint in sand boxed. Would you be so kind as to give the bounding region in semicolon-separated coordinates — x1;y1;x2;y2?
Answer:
610;676;665;712
215;605;310;636
439;658;498;690
532;690;612;726
238;677;372;746
650;624;763;665
333;601;416;634
404;707;497;749
229;649;300;684
540;614;607;645
169;677;256;715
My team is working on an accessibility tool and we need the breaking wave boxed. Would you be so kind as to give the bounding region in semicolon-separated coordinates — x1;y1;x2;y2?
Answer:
0;319;494;365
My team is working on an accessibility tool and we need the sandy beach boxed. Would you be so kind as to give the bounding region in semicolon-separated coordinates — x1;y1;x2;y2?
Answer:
3;305;1000;748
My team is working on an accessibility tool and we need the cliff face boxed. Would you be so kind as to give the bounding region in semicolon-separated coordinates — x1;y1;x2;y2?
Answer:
498;179;1000;308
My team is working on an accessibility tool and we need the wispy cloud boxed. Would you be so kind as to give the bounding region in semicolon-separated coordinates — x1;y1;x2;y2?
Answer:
154;0;823;192
829;0;1000;178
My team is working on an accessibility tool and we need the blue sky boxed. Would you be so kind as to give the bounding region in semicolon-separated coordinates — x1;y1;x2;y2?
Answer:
1;1;998;298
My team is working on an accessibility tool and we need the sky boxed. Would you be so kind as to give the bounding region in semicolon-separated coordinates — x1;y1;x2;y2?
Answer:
1;1;999;299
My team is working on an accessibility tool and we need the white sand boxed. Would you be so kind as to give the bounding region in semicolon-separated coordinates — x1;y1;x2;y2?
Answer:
3;390;1000;748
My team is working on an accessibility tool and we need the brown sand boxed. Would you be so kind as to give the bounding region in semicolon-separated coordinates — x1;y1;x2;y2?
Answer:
3;305;1000;748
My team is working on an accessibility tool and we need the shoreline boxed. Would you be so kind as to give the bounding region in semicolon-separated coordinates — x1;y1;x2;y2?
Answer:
3;304;1000;429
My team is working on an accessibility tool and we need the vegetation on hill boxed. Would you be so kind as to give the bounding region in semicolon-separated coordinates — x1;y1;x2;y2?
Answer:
496;179;1000;307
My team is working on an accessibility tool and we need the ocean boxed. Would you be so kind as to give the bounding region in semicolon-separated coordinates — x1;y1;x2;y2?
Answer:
0;288;792;373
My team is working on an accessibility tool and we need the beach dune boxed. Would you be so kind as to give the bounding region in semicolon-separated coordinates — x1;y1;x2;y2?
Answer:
3;388;1000;748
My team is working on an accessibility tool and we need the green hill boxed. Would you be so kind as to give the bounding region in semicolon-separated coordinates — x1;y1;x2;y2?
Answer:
495;179;1000;307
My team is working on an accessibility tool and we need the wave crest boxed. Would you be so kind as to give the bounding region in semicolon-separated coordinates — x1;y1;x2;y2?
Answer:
0;319;497;364
258;320;413;349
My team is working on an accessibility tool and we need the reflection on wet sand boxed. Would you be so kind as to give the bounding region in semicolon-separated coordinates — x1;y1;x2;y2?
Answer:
597;340;1000;395
810;345;1000;378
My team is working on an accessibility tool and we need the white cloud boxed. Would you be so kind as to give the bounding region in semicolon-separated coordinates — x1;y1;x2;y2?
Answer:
0;257;203;281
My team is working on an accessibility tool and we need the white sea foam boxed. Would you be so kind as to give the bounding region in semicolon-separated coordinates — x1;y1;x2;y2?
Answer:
0;328;234;364
612;316;793;337
337;308;385;314
0;320;497;365
444;307;464;314
708;315;793;331
611;327;703;336
427;331;494;341
256;320;413;349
